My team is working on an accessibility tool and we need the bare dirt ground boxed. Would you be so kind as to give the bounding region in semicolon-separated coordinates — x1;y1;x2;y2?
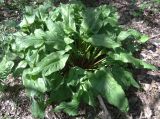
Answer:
0;0;160;119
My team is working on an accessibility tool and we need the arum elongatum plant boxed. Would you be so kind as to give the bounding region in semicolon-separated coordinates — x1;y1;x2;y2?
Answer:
1;1;157;118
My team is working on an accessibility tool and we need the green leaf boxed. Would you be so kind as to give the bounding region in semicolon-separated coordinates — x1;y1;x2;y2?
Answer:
0;56;14;80
45;31;67;50
50;84;72;102
105;11;119;27
54;94;80;116
66;67;86;86
96;5;111;18
128;29;141;38
31;99;45;119
46;72;63;91
60;4;76;33
25;50;39;68
24;77;47;94
81;90;96;107
87;34;120;49
80;8;103;34
20;6;35;27
117;31;130;41
34;29;46;39
42;53;69;76
44;21;70;50
22;69;48;97
5;52;17;61
25;6;34;15
49;7;60;21
36;3;50;21
0;56;14;74
0;0;4;4
29;51;69;76
45;19;63;32
15;35;44;51
111;67;140;89
66;68;96;107
139;35;149;43
64;37;74;44
117;29;142;41
89;68;129;112
14;60;28;75
109;51;157;70
16;60;27;69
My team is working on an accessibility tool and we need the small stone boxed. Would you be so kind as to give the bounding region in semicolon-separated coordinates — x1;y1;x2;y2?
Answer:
143;83;150;91
144;106;152;119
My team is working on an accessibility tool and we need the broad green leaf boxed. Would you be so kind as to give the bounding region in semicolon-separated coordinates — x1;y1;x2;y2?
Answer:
128;29;141;38
15;35;44;51
109;52;157;70
16;60;28;70
34;29;46;39
25;6;34;15
117;31;130;41
104;9;119;26
54;94;80;116
19;15;35;28
36;3;50;21
139;35;149;43
49;7;60;21
14;60;28;76
31;99;45;119
128;29;149;43
22;69;47;97
50;84;72;102
0;0;4;4
81;90;96;107
42;53;69;76
46;72;63;91
23;77;48;95
0;56;14;74
60;4;76;33
36;52;66;69
80;8;103;34
64;37;74;44
19;6;35;27
5;52;17;61
25;50;39;68
66;67;86;86
29;51;69;76
44;21;69;50
111;67;140;89
25;15;36;25
89;68;129;112
44;30;66;50
96;5;111;18
67;68;96;106
45;20;65;36
87;34;120;49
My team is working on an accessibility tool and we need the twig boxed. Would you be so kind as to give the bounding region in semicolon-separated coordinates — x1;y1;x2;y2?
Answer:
72;114;86;118
150;34;160;40
139;112;143;119
53;112;61;119
97;95;112;119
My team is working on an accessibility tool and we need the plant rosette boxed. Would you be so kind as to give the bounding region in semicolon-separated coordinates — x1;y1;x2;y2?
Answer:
2;1;157;118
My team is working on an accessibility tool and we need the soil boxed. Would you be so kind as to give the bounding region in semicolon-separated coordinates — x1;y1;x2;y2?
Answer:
0;0;160;119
